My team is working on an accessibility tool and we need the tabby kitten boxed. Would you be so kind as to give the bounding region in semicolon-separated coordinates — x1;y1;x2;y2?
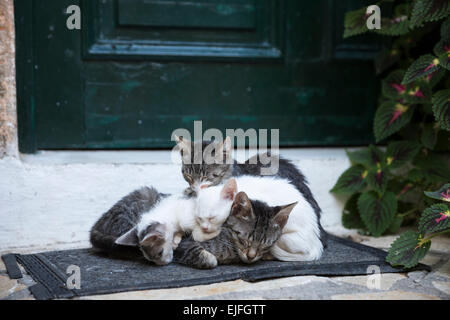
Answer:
90;186;164;255
174;192;297;269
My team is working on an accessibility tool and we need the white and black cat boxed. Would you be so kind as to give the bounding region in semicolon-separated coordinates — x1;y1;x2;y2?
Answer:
176;137;327;247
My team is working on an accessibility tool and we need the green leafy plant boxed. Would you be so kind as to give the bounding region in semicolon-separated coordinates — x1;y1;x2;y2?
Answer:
333;0;450;267
386;183;450;268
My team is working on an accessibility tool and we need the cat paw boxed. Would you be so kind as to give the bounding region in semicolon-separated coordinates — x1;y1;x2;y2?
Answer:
172;232;183;249
197;250;218;269
184;188;197;197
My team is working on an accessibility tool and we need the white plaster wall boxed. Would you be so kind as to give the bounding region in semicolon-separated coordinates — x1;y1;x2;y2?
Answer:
0;149;352;251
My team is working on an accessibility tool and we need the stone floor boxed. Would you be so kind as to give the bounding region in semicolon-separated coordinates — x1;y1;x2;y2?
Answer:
1;233;449;300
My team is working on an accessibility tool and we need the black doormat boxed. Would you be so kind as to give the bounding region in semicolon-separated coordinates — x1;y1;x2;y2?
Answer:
2;235;429;300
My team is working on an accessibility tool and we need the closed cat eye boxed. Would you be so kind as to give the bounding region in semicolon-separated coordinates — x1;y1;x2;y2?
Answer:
240;239;250;247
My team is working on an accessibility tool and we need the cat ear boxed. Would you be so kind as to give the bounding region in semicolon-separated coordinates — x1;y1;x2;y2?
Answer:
174;135;191;158
140;222;166;246
230;192;254;221
223;136;232;154
272;202;297;229
220;178;237;200
115;226;139;246
217;136;232;155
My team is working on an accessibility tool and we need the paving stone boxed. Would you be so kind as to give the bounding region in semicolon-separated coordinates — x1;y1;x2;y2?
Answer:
0;258;5;271
432;281;450;295
2;288;34;300
198;278;371;300
0;274;27;299
420;252;444;267
429;236;450;253
78;276;329;300
407;271;428;283
332;273;407;291
359;235;397;250
332;290;441;300
435;260;450;279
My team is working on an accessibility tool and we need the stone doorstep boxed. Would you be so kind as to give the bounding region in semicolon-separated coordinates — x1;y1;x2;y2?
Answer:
0;272;446;300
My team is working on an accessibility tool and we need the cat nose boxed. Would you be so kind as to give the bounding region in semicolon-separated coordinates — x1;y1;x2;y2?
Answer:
201;226;210;232
247;248;257;260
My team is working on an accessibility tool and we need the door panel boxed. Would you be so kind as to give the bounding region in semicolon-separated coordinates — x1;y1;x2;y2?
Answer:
15;0;380;152
83;0;284;60
117;0;257;29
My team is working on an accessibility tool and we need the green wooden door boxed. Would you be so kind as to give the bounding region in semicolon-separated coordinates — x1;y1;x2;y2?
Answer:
16;0;380;153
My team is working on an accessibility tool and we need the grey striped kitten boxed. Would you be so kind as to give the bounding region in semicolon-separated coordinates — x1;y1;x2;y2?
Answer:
174;191;297;269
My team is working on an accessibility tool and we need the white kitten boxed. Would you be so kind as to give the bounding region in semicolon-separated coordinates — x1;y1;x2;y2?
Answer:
115;179;237;264
192;179;237;242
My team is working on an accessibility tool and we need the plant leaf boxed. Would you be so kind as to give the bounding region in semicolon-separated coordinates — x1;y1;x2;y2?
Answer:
377;3;412;36
388;215;404;234
423;68;446;88
382;70;407;100
347;146;386;169
408;168;425;183
358;191;397;236
386;140;421;168
402;54;441;84
366;167;388;194
386;231;431;268
330;165;368;194
410;0;450;29
382;70;431;104
424;183;450;202
421;123;438;149
419;203;450;234
368;144;385;168
404;81;432;105
346;149;371;167
433;38;450;71
343;7;370;38
432;89;450;130
414;152;450;183
436;130;450;151
374;101;414;142
375;47;401;75
377;16;409;36
441;16;450;40
342;193;366;230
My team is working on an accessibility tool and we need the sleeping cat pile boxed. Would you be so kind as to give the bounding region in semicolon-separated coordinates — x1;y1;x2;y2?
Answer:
90;137;326;269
